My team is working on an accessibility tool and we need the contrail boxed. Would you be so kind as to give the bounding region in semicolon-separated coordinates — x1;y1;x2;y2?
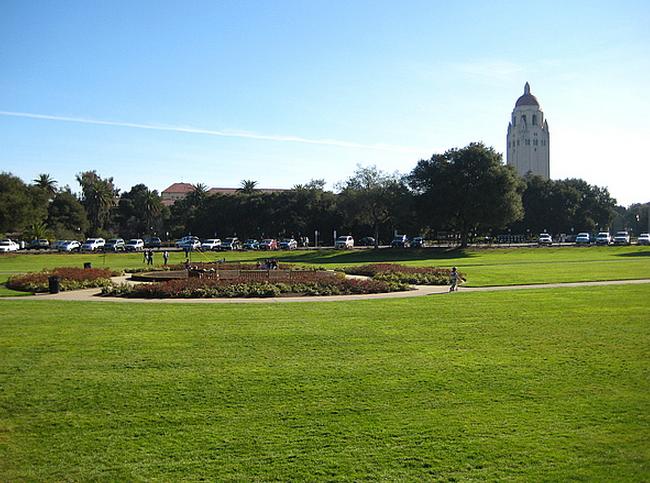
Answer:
0;110;423;154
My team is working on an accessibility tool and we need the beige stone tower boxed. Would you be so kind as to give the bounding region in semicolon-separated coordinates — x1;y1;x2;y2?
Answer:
506;82;550;179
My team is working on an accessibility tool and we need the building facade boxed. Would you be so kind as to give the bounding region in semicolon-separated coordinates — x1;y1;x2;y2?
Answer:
506;82;550;179
161;183;289;206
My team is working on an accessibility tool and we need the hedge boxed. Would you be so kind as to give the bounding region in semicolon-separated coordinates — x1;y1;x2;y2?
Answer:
7;267;117;293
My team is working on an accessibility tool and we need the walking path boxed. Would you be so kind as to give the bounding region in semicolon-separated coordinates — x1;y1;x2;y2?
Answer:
4;277;650;304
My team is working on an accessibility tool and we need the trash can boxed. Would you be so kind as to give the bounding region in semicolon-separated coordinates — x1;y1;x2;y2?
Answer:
83;262;92;269
48;276;60;294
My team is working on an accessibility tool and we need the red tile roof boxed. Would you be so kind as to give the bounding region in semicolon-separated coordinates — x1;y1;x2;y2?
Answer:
162;182;195;194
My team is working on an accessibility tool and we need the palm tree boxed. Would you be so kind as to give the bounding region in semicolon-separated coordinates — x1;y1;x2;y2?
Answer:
238;179;258;194
187;183;208;205
33;173;58;197
76;171;118;233
142;189;162;231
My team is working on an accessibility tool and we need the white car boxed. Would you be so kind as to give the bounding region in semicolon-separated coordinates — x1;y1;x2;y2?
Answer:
176;236;200;249
638;233;650;246
58;240;81;252
81;238;105;251
613;231;631;245
335;235;354;249
595;232;611;246
575;233;590;245
178;236;201;250
201;239;222;250
125;239;145;251
0;239;20;252
538;233;553;246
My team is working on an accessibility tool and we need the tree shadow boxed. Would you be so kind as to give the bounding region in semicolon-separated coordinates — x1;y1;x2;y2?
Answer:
616;250;650;257
260;248;477;265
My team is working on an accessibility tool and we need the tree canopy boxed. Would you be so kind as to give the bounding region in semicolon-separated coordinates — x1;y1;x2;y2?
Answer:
409;143;524;246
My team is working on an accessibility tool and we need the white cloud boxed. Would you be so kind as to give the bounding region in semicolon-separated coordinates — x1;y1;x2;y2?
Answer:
0;110;423;154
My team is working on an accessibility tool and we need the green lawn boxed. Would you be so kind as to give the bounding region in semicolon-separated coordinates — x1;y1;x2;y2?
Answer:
1;286;649;480
2;246;649;295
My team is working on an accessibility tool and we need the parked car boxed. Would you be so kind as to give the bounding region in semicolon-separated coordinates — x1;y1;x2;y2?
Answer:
125;239;145;251
391;235;410;248
358;236;376;247
595;232;611;246
58;240;81;252
104;238;126;251
221;237;242;250
201;238;222;251
144;237;162;248
575;233;591;245
29;239;50;249
243;239;260;250
0;239;20;253
613;231;631;245
334;235;354;249
638;233;650;246
177;236;201;250
81;238;105;251
411;236;426;248
259;238;278;250
279;238;298;250
538;233;553;246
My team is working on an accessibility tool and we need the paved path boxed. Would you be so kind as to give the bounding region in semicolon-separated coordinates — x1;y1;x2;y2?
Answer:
3;277;650;304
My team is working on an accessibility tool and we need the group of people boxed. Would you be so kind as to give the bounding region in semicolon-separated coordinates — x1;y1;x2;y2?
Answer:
142;249;170;266
257;259;280;270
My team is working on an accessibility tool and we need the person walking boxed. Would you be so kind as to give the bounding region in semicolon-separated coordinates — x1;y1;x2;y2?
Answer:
449;267;464;292
163;250;169;266
143;249;148;264
148;249;154;266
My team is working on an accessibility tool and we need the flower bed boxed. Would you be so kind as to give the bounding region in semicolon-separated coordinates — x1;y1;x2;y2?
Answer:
341;264;462;285
101;276;410;298
7;267;117;293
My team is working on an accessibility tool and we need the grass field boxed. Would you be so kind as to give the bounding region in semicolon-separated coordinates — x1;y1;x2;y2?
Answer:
1;245;649;296
1;285;648;480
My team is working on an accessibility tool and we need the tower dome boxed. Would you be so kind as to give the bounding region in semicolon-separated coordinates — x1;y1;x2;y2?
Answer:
515;82;540;107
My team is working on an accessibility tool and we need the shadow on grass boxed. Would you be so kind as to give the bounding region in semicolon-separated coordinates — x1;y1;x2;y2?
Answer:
616;250;650;257
263;248;477;265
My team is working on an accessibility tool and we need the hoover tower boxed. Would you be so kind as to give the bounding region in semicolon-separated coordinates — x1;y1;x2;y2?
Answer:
506;82;550;179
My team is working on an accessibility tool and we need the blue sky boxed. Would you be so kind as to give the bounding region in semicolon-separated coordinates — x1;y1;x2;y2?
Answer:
1;0;649;205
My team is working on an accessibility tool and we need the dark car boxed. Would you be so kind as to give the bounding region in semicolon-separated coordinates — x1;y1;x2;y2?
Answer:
144;237;162;248
410;237;426;248
259;239;278;250
29;239;50;249
221;237;242;250
103;238;125;251
243;239;260;250
358;236;376;246
391;235;410;248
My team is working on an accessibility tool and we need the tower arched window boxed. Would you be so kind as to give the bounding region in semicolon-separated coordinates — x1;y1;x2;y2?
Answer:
532;115;537;125
521;115;526;124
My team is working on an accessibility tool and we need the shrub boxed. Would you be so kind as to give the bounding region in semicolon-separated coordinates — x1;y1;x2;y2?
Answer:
7;267;118;293
101;277;410;298
341;264;463;285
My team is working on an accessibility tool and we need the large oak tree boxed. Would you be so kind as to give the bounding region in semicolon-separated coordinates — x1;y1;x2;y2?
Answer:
409;143;524;247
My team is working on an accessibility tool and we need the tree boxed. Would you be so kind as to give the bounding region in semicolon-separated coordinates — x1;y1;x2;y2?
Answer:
116;184;165;238
409;142;524;247
337;166;406;248
238;179;258;194
47;188;89;239
32;173;58;197
23;221;53;241
0;172;49;234
76;171;119;234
